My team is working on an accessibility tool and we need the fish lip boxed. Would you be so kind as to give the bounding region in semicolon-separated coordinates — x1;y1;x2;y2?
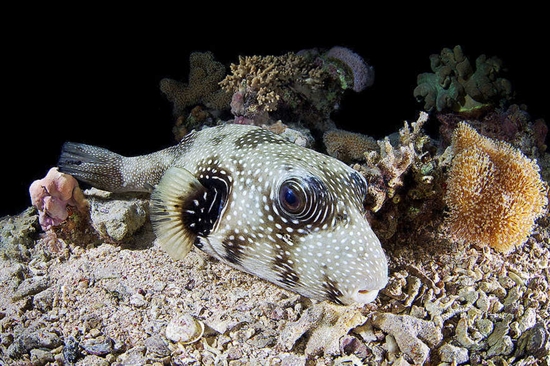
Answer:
345;289;380;305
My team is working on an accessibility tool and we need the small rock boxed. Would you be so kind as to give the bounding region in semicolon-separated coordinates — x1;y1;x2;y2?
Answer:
517;307;537;333
30;348;55;366
81;337;114;356
33;286;54;311
372;312;442;365
129;293;148;307
145;335;170;359
63;335;80;364
384;334;400;361
475;318;494;338
166;313;204;344
90;196;148;242
227;345;243;360
486;335;514;357
78;354;110;366
302;303;367;356
115;346;147;366
12;275;49;300
0;207;38;258
0;263;25;291
248;329;277;349
7;326;62;358
276;304;324;351
152;280;166;292
487;314;513;347
438;342;469;364
340;335;369;359
89;328;102;338
515;321;549;360
277;353;307;366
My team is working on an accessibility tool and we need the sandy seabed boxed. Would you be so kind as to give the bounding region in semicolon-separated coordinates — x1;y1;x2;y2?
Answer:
1;182;549;365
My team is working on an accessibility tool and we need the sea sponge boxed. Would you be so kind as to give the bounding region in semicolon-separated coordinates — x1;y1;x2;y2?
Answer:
443;122;548;252
29;167;89;231
323;128;378;163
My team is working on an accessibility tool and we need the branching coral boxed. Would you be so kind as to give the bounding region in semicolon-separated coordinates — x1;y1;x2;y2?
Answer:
220;52;326;125
443;122;548;253
350;112;449;241
160;51;231;138
219;47;374;131
359;112;431;213
414;45;513;113
29;167;89;231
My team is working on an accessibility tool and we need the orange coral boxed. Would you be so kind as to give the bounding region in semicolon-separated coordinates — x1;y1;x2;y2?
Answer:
444;122;548;252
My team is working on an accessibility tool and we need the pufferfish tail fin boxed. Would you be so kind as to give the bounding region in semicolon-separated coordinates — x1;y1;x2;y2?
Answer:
150;167;207;260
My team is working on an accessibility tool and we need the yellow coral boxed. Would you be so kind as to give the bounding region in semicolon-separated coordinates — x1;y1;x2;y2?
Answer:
444;122;548;252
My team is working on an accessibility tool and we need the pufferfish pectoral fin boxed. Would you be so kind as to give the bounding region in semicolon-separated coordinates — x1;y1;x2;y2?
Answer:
150;166;208;260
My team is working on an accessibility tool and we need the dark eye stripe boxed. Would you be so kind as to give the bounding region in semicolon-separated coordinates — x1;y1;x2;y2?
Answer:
350;171;368;200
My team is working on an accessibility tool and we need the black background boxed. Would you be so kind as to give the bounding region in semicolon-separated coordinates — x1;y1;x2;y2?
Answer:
2;12;548;218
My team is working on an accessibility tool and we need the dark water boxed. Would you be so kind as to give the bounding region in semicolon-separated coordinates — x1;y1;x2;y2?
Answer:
2;25;548;218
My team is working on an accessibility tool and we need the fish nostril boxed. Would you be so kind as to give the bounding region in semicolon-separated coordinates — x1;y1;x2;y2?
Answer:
358;289;371;295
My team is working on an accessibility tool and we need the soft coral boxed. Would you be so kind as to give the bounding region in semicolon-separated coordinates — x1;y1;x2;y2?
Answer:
29;167;89;230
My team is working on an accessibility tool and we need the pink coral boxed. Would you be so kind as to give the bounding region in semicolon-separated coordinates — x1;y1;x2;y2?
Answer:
325;46;375;92
29;167;89;230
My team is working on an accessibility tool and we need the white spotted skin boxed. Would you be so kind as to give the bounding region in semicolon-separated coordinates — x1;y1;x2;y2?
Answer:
59;124;388;305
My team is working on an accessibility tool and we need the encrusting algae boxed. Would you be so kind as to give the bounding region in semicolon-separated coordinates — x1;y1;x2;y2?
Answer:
444;122;548;252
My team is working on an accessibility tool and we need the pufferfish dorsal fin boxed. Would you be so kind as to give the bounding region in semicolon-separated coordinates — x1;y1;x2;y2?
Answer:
150;166;208;260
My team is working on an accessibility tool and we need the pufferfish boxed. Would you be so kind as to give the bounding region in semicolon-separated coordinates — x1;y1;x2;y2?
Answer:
57;124;388;305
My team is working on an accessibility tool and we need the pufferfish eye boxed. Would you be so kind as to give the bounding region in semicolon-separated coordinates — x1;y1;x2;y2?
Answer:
279;180;306;214
277;176;328;224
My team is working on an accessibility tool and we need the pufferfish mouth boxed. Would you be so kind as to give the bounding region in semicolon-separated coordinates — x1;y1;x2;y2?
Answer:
347;289;380;305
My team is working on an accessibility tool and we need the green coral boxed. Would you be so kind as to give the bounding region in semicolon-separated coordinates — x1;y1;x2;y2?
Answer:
414;45;513;113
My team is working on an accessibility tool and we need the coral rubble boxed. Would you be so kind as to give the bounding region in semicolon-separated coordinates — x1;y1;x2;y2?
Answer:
443;122;548;252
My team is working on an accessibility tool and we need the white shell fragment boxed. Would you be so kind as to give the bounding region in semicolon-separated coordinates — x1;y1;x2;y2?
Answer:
165;313;205;344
